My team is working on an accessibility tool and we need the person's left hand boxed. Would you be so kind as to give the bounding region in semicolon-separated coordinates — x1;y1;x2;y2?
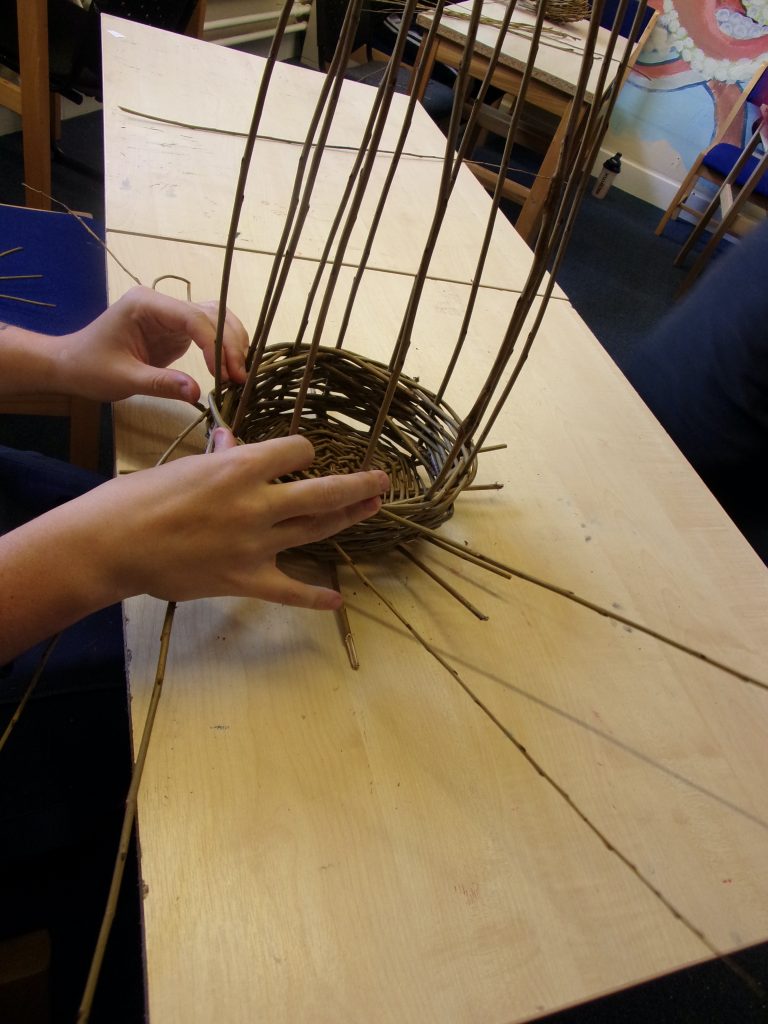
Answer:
53;286;249;403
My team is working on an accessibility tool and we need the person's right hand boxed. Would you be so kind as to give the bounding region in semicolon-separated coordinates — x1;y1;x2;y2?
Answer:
79;429;388;609
0;430;389;663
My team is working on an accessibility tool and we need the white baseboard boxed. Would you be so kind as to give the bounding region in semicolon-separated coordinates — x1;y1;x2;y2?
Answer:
591;147;679;212
591;146;764;235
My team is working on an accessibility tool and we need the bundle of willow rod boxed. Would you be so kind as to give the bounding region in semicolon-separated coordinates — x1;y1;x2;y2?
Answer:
219;344;477;558
207;0;646;561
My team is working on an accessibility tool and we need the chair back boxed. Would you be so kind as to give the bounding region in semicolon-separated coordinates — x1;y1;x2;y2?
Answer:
97;1;200;34
747;66;768;107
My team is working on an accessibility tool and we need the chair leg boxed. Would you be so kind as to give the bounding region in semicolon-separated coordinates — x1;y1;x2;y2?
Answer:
681;146;768;293
675;129;762;267
407;33;437;101
185;0;208;38
655;163;702;236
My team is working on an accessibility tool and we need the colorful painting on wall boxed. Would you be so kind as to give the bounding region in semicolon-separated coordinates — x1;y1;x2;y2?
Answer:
605;1;768;205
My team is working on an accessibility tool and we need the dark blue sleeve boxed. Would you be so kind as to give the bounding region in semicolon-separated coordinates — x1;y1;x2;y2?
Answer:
624;221;768;560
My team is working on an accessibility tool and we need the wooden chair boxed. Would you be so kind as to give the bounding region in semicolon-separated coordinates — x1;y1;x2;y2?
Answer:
676;104;768;292
0;1;207;469
453;0;658;236
0;0;207;212
655;63;768;260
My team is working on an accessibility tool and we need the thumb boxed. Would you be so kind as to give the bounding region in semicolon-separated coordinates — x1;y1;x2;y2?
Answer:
211;427;237;452
131;366;201;404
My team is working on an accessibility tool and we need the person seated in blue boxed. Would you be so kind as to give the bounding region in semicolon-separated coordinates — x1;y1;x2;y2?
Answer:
0;286;389;665
625;219;768;565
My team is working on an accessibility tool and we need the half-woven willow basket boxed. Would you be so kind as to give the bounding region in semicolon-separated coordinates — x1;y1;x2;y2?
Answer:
219;344;478;559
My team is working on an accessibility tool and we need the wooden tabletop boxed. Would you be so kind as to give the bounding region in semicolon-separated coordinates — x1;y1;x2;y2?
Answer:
417;0;624;103
102;16;768;1024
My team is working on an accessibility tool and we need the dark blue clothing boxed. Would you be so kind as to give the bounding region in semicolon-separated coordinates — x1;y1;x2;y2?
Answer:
0;446;142;1021
625;220;768;564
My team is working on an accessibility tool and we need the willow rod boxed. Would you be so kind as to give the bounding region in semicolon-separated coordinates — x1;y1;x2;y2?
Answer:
397;543;489;619
0;293;55;307
466;1;647;459
238;3;359;353
333;0;450;350
77;602;177;1024
287;0;422;433
285;58;395;354
212;0;296;405
334;0;524;352
231;0;366;435
0;635;60;755
359;0;487;469
330;562;360;669
431;0;611;490
333;543;764;1000
380;509;768;692
436;0;547;402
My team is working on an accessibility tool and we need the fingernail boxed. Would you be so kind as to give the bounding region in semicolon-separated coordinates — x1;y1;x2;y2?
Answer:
212;427;228;447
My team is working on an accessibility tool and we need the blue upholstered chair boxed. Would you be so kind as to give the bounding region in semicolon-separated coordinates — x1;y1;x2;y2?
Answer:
655;64;768;252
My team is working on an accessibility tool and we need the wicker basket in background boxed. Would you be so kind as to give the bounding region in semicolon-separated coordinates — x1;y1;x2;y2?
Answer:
539;0;591;22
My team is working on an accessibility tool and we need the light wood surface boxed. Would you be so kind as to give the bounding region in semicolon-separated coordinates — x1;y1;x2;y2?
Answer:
103;17;768;1024
102;15;567;293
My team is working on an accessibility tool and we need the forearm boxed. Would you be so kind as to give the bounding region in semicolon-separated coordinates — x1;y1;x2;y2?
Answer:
0;500;124;664
0;322;69;398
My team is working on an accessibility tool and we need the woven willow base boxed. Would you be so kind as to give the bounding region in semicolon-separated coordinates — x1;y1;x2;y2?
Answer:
218;344;478;559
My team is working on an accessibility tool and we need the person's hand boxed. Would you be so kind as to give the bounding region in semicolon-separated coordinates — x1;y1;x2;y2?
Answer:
76;430;389;610
53;286;248;404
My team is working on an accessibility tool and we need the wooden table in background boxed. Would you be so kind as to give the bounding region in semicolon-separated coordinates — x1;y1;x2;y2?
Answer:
411;1;624;243
102;16;768;1024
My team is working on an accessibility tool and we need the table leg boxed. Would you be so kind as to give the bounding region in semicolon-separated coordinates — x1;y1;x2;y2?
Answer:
408;34;438;102
514;100;580;245
17;0;52;210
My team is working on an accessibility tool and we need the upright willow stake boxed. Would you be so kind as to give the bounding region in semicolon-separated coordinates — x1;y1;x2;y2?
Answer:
359;0;487;469
436;0;547;402
429;0;611;493
213;0;296;406
334;0;521;352
287;0;422;433
231;0;367;435
459;1;647;466
77;602;177;1024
